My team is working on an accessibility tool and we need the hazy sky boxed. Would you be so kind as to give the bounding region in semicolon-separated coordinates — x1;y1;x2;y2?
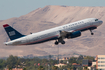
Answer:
0;0;105;20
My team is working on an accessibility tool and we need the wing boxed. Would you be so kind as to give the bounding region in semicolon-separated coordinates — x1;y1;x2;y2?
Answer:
59;30;81;39
55;30;81;45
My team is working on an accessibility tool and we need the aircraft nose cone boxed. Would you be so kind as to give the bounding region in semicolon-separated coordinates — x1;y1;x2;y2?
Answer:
99;20;103;25
100;20;103;23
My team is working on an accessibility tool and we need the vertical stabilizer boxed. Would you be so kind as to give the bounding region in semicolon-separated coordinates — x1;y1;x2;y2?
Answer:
3;24;25;40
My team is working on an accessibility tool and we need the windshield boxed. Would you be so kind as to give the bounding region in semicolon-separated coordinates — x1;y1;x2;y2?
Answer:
95;19;98;21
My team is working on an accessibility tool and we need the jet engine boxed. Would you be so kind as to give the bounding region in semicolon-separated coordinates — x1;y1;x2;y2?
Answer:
66;31;81;39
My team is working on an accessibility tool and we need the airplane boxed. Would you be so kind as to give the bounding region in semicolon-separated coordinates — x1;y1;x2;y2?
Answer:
3;18;103;46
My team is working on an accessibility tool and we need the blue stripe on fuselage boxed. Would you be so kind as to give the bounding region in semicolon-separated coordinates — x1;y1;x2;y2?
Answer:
80;27;97;32
22;35;58;45
74;25;97;32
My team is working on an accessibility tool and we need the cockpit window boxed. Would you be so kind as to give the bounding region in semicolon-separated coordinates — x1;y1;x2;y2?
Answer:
95;19;98;21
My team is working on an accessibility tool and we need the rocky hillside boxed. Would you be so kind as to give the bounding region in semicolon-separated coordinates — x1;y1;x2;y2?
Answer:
0;5;105;57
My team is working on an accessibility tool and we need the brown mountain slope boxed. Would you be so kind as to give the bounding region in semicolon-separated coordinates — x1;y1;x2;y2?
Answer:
0;5;105;57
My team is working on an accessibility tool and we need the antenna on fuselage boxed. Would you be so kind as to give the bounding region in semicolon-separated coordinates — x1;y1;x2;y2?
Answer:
30;32;32;34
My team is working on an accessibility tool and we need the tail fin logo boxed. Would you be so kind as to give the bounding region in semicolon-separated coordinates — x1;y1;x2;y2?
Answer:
9;31;15;36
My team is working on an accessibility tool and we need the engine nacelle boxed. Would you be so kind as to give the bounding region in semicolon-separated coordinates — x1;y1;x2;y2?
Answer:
66;31;81;39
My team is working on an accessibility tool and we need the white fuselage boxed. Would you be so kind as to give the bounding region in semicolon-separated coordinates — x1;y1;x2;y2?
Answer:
5;18;103;45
